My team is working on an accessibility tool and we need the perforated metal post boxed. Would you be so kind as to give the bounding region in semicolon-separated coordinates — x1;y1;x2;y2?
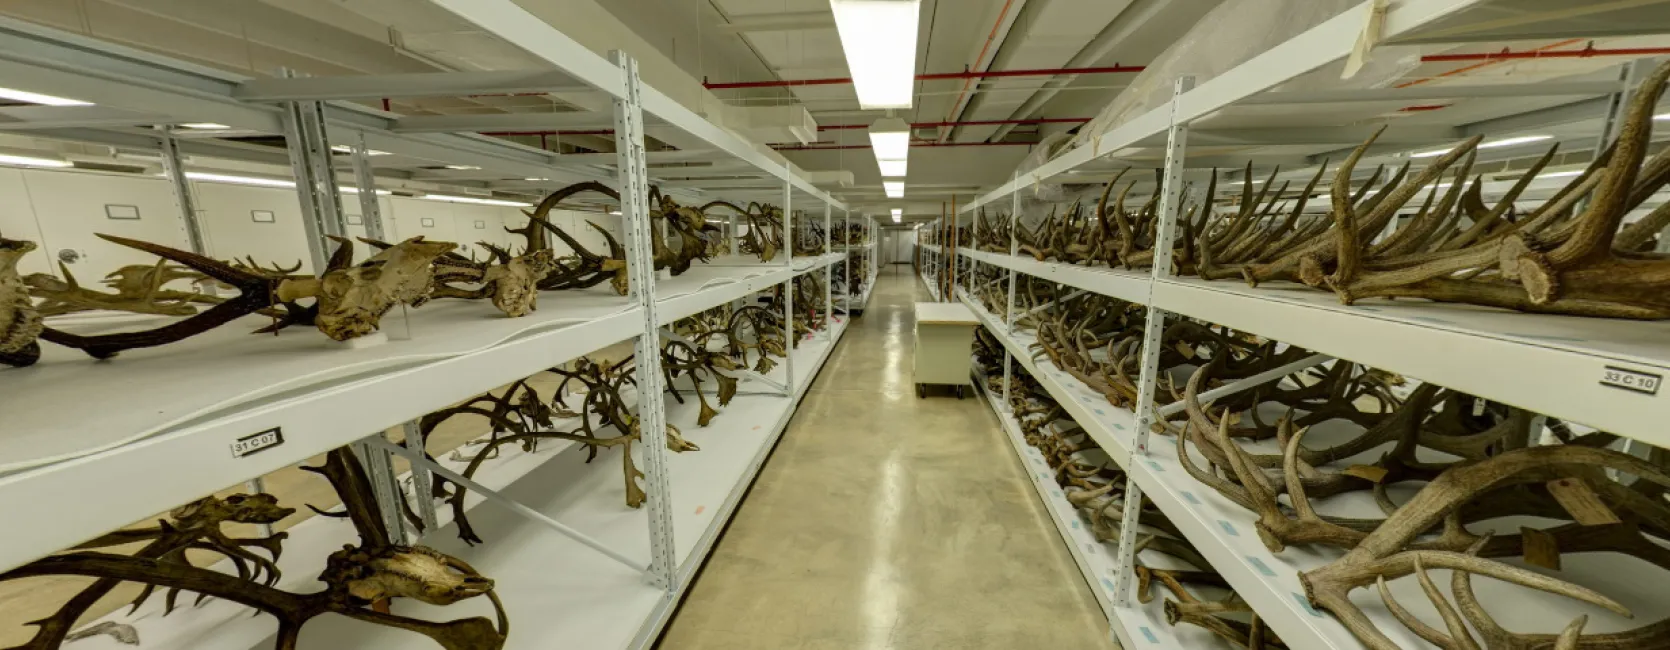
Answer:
1113;75;1194;607
156;127;208;255
612;50;677;591
400;421;438;532
782;180;796;395
352;434;409;544
1005;175;1019;333
243;478;273;538
348;132;387;240
842;210;852;313
279;69;349;272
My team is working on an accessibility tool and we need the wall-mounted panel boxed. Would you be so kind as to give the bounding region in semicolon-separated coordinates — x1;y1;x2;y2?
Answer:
194;182;315;273
0;169;51;276
21;169;188;282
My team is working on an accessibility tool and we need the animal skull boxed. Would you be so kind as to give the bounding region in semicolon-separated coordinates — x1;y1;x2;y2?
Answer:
280;237;456;341
0;236;43;357
482;249;556;317
338;545;494;606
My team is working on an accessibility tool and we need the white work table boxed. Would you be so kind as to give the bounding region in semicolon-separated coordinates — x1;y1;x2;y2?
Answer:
913;302;979;398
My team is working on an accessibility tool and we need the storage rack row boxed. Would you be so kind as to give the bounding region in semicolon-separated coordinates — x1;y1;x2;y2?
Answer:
928;1;1670;648
834;216;878;316
0;1;872;646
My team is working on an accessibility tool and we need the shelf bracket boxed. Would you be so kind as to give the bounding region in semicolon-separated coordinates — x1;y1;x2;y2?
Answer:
1155;353;1332;418
399;420;439;533
155;126;208;256
352;433;411;545
362;437;649;573
278;68;349;272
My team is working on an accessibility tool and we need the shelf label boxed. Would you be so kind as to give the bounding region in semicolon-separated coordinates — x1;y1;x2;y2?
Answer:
1246;556;1276;577
1600;365;1661;395
230;427;284;458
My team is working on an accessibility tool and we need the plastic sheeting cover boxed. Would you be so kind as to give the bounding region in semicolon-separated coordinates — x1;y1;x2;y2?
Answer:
1011;0;1417;204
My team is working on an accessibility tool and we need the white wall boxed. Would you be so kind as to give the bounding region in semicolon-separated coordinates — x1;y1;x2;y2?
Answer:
0;166;628;283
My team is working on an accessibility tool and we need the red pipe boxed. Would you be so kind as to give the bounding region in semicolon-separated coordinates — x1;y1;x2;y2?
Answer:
704;64;1144;90
1418;44;1670;63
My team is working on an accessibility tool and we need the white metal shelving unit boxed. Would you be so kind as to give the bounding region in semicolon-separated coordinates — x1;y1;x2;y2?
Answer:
0;2;855;647
937;1;1670;648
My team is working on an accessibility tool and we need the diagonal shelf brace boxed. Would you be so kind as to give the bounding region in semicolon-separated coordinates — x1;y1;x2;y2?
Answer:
362;436;649;574
1155;352;1334;418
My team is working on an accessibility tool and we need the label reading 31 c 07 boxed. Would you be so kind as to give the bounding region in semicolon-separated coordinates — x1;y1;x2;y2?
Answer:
230;427;285;458
1600;366;1662;395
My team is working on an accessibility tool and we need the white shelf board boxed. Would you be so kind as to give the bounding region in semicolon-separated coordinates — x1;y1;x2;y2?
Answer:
1153;276;1670;449
0;258;839;575
920;243;941;254
958;290;1138;467
67;316;847;650
961;283;1670;650
960;247;1152;305
969;370;1225;650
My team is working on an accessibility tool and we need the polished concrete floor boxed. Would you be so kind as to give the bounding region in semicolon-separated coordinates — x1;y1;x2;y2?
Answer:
658;265;1115;650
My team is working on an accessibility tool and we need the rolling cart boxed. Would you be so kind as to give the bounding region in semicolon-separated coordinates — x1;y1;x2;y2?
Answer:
912;302;980;398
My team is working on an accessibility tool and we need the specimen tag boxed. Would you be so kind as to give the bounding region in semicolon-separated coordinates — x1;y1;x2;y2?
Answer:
1521;526;1560;571
230;427;284;458
1342;464;1389;483
1546;478;1621;526
1599;365;1661;395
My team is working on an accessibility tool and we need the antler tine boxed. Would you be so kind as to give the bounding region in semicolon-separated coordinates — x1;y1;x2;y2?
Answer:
97;234;271;288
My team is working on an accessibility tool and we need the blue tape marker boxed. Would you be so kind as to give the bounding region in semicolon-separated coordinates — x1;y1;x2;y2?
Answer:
1147;460;1164;473
1113;423;1125;430
1294;593;1323;617
1094;409;1105;416
1071;520;1080;529
1181;491;1200;505
1141;627;1159;643
1218;520;1239;536
1102;578;1117;592
1247;556;1276;577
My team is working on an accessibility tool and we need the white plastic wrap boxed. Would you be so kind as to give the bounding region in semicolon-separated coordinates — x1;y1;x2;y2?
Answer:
1011;0;1420;199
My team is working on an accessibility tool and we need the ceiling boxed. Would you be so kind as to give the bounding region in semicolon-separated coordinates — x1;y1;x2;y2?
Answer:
3;0;1670;221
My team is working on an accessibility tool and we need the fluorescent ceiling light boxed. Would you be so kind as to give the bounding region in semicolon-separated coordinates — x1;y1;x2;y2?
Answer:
342;186;393;195
331;145;391;156
830;0;921;109
883;180;905;198
1657;113;1670;121
891;208;903;217
0;154;71;168
877;158;908;177
524;177;550;181
444;164;481;170
869;117;911;160
423;194;533;207
0;87;91;106
182;171;293;188
1538;170;1583;179
180;123;230;130
1411;135;1551;159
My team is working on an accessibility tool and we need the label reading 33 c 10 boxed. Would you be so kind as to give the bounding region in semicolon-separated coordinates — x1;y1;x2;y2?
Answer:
231;427;285;458
1600;366;1662;395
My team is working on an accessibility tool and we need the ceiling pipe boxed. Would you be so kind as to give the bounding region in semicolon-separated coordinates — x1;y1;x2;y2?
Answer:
1419;45;1670;63
938;0;1030;144
990;0;1169;141
702;64;1145;90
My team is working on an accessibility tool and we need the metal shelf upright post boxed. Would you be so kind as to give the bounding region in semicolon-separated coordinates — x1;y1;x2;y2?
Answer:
782;181;796;395
1110;75;1193;607
612;50;679;591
